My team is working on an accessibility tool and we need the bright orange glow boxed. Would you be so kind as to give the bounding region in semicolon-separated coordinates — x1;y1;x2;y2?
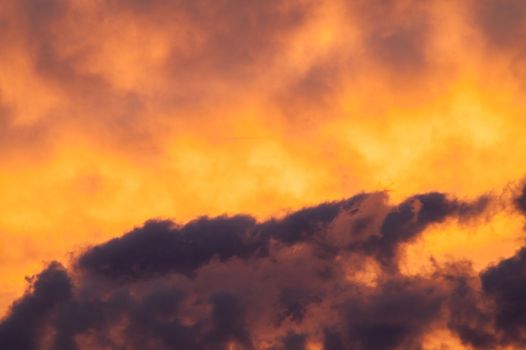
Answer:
2;1;526;347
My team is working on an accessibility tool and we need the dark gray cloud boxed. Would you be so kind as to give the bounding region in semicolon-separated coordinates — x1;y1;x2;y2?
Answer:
515;182;526;214
443;242;526;349
77;216;261;279
0;262;71;350
349;192;490;271
340;277;445;350
277;287;322;324
442;182;526;349
447;273;496;349
278;332;307;350
76;191;487;282
481;247;526;346
0;188;502;349
76;194;371;281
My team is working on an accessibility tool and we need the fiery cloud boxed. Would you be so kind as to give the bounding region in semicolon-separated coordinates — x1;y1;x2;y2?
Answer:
2;0;526;348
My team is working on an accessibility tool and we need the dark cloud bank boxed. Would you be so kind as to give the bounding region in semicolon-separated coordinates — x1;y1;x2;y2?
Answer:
1;183;526;350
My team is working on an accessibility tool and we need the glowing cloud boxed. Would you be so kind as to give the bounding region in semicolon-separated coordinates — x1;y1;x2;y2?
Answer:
2;0;526;348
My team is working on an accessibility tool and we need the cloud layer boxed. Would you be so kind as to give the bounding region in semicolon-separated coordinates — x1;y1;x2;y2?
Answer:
1;184;524;349
2;1;526;347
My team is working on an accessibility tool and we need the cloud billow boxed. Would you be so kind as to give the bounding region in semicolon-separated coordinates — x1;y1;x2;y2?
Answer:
2;185;521;350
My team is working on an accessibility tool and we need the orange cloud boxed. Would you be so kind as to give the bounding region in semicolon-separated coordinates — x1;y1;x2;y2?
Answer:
1;1;526;347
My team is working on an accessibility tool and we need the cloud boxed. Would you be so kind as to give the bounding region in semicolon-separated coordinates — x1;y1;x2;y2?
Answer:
0;262;71;350
352;0;432;75
277;332;307;350
473;0;526;49
514;182;526;214
0;188;502;349
480;247;526;346
349;192;490;271
76;192;487;283
76;216;260;279
339;277;446;350
3;1;526;348
444;188;526;349
444;243;526;349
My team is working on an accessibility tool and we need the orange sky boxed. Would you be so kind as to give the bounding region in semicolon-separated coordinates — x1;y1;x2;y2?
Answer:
2;1;526;347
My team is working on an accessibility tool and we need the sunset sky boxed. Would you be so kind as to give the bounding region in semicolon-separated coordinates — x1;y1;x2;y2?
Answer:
2;0;526;349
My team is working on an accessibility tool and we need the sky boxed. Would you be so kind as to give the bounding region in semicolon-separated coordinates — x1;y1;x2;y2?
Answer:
1;0;526;349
